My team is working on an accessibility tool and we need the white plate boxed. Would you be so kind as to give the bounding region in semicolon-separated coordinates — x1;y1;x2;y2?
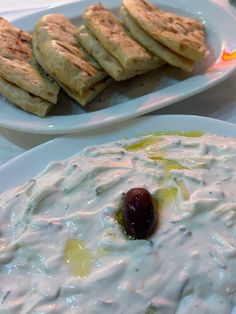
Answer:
0;0;236;134
1;114;236;194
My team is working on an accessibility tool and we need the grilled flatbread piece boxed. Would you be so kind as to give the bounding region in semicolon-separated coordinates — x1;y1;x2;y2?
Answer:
120;6;193;72
83;4;162;72
76;25;164;80
77;25;132;81
122;0;207;61
60;77;113;106
0;17;59;104
33;33;113;106
0;76;54;117
33;14;107;95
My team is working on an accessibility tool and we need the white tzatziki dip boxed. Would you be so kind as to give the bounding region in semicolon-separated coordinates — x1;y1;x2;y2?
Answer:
0;132;236;314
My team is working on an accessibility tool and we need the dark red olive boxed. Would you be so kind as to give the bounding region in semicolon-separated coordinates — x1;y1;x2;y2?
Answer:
122;188;157;239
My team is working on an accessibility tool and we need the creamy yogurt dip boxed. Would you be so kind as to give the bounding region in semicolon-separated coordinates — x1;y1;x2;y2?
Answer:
0;132;236;314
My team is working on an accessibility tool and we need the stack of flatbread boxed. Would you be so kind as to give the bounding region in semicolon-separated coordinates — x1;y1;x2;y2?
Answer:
0;17;60;117
0;0;207;117
77;3;164;81
32;14;112;106
120;0;207;72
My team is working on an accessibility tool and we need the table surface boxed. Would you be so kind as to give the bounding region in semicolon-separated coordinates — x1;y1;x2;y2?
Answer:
0;0;235;166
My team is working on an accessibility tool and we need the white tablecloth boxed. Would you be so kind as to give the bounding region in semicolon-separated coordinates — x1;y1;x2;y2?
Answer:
0;0;235;166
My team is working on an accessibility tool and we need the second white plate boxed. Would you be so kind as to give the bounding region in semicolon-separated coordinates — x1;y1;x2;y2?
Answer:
0;0;236;134
1;114;236;194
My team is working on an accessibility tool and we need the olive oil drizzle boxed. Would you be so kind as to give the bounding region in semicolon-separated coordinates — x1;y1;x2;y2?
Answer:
154;187;178;209
123;132;196;216
147;131;204;137
150;156;189;171
125;137;160;151
64;238;94;278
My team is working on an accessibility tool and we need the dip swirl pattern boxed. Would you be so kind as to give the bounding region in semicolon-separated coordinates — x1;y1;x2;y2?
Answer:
0;132;236;313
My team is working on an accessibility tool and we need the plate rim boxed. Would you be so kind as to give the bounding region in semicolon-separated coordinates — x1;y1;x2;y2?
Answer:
1;114;236;194
0;0;236;134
